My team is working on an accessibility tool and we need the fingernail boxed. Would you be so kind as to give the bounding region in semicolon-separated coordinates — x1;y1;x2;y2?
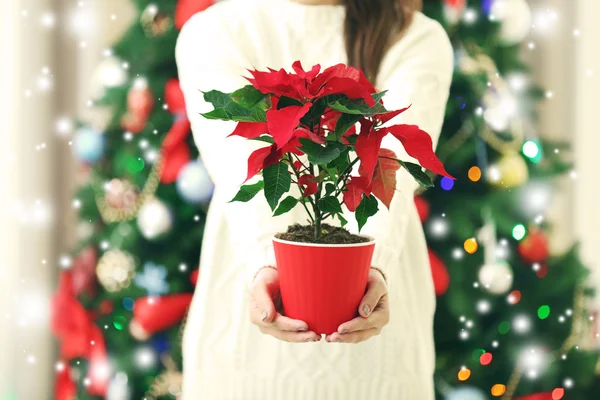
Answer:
298;326;308;332
341;329;349;334
305;338;314;343
334;338;341;343
261;310;268;321
362;304;371;316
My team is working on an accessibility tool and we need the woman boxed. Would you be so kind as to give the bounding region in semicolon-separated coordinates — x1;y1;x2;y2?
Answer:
176;0;453;398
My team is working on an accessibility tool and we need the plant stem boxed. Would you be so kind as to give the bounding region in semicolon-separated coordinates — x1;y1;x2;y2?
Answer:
287;153;315;224
313;176;322;240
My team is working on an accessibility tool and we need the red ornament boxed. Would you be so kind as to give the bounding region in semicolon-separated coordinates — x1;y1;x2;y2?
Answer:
99;300;114;315
85;325;109;397
71;247;98;296
131;294;193;336
444;0;466;8
54;364;76;400
121;79;154;134
175;0;215;30
161;79;192;184
514;392;553;400
190;269;200;286
414;195;430;223
428;249;450;296
518;229;549;263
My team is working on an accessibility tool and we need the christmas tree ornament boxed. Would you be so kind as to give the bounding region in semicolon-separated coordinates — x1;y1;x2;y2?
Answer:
144;356;183;400
518;181;552;217
161;79;192;183
121;78;154;134
190;268;199;286
71;246;98;296
478;261;513;295
517;229;549;263
134;262;169;296
487;153;529;188
175;0;215;30
137;198;173;240
413;195;430;223
490;0;532;45
428;249;450;296
96;250;136;292
443;0;467;25
176;161;214;204
483;89;518;132
105;179;139;211
106;372;131;400
90;56;128;98
445;386;487;400
140;4;172;37
72;127;105;163
131;294;193;338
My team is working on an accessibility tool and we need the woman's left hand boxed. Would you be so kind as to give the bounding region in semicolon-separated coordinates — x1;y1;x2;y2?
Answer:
326;268;390;343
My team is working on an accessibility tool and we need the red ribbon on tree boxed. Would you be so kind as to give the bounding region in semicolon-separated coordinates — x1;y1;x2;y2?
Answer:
428;248;450;296
175;0;215;30
161;79;192;184
130;294;194;340
51;270;109;398
54;365;77;400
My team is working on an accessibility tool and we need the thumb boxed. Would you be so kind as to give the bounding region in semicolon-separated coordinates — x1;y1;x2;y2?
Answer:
359;276;386;318
252;279;277;324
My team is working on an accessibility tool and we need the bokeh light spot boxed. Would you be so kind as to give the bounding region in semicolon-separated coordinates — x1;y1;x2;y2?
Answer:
458;368;471;381
468;166;482;182
498;321;511;334
464;238;478;254
480;352;493;366
441;177;455;191
491;384;506;396
512;224;527;241
538;305;551;320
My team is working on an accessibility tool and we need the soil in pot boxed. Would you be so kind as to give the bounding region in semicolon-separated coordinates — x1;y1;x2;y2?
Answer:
275;224;369;244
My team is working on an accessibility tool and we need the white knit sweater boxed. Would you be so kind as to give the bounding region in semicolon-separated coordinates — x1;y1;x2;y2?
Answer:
176;1;453;398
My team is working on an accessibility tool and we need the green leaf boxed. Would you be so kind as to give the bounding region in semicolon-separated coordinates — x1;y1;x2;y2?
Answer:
230;181;264;203
325;183;336;196
273;196;298;216
299;138;347;165
333;113;361;140
372;91;388;103
318;196;343;214
399;161;434;188
263;162;291;211
231;85;268;109
202;90;267;122
355;194;379;231
345;135;358;145
336;213;348;227
328;97;388;116
251;136;275;144
277;96;304;109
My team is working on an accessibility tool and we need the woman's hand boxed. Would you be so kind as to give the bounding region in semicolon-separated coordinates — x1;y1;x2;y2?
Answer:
326;268;390;343
249;267;321;342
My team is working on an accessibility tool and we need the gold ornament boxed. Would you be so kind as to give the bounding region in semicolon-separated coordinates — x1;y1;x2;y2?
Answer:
140;4;172;37
144;355;183;400
96;250;136;292
487;153;529;188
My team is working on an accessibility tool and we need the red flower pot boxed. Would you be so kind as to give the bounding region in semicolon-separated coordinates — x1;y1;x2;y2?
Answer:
273;236;376;335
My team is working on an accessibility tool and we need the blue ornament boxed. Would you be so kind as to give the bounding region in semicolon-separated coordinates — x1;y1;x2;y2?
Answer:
150;335;170;353
445;386;487;400
72;127;105;163
123;297;135;311
176;161;214;204
134;262;169;296
482;0;494;15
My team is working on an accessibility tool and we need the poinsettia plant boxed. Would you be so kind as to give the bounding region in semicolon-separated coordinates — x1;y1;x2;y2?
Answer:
202;61;453;240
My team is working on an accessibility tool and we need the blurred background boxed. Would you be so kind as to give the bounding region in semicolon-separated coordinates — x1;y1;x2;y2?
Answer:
1;0;599;399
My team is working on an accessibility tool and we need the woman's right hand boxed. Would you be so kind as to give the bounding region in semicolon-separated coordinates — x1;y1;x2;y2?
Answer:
249;267;321;343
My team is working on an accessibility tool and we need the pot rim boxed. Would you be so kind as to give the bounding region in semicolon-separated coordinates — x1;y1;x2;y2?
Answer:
272;234;375;248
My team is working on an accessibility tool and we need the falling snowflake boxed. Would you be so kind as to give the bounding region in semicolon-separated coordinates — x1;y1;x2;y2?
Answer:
134;262;169;296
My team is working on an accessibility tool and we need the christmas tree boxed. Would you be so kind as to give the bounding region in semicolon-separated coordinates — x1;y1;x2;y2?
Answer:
52;0;600;399
423;0;600;399
51;1;215;399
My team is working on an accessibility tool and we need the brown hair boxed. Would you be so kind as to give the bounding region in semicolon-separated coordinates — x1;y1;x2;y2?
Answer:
343;0;422;81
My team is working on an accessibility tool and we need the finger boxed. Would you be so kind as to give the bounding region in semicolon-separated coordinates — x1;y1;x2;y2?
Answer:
268;313;309;332
327;328;381;343
359;276;387;318
337;308;388;334
260;326;321;343
249;282;276;325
